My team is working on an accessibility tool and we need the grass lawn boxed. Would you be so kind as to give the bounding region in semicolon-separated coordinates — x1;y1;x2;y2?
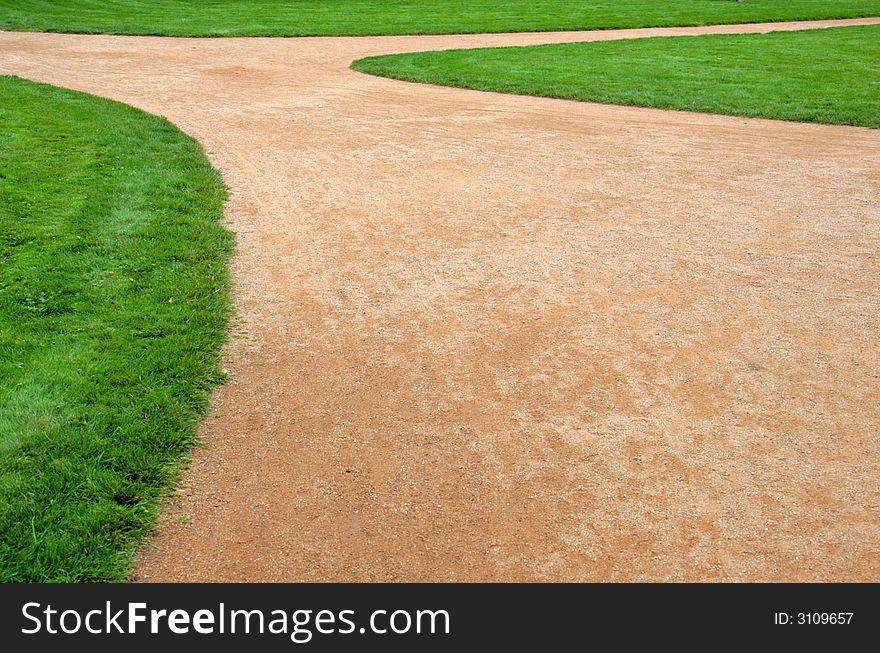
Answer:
0;1;878;36
0;76;232;581
353;25;880;128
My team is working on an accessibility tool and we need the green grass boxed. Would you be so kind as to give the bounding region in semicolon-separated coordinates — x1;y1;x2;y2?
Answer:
353;25;880;128
0;76;233;581
0;1;878;36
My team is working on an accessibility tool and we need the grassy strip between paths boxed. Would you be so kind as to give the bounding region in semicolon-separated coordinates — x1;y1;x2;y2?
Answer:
353;25;880;129
0;0;879;36
0;76;232;581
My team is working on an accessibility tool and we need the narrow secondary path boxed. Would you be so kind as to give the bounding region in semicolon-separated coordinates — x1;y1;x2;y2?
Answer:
1;18;878;581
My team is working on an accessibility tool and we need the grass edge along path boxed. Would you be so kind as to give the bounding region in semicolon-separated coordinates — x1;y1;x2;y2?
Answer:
0;76;233;582
0;0;879;36
352;24;880;129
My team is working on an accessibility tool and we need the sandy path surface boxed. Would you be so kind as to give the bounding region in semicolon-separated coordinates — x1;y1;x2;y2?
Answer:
2;18;879;581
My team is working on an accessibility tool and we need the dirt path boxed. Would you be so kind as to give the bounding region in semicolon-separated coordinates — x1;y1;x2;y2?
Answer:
2;18;879;581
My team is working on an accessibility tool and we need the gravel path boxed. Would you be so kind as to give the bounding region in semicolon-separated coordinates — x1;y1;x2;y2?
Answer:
1;18;878;581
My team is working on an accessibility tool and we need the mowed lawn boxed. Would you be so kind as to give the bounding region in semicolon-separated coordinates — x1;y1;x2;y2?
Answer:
354;25;880;128
0;0;878;36
0;77;232;581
